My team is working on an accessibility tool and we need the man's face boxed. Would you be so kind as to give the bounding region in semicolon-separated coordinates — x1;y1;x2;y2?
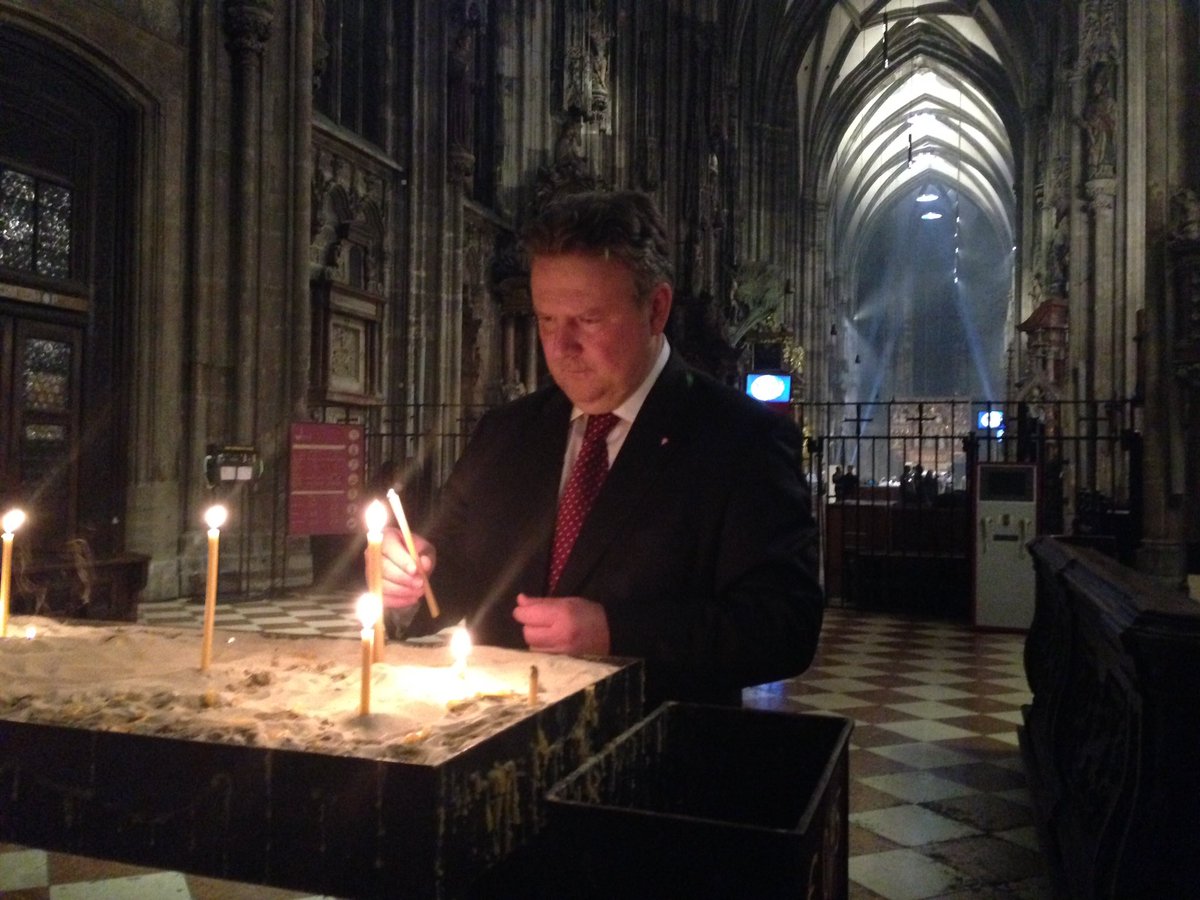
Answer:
531;252;671;414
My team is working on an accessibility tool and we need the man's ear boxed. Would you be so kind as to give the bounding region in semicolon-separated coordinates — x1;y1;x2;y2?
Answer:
649;282;673;333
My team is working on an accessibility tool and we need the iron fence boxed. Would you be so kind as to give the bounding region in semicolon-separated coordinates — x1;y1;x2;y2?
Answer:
791;398;1141;614
313;396;1142;616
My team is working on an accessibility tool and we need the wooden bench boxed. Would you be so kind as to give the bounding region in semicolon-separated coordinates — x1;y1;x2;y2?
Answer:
13;550;151;622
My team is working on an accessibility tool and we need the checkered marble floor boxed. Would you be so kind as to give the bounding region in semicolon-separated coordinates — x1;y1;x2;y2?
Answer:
137;592;366;639
1;601;1049;899
743;607;1051;900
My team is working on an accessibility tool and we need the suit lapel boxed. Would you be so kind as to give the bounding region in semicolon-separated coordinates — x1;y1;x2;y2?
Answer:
512;393;571;592
552;353;694;596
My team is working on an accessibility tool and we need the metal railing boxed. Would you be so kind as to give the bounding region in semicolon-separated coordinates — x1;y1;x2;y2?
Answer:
314;396;1142;612
791;398;1141;611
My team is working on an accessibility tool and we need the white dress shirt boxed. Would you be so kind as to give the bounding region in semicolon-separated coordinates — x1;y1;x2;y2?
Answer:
558;336;671;494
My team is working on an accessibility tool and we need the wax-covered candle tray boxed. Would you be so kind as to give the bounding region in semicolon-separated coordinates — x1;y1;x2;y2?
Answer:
0;618;643;898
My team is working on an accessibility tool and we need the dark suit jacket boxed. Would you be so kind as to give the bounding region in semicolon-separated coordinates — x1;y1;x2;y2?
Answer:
408;351;824;708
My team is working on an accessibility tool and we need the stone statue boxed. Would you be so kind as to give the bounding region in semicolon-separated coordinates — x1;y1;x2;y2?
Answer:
555;117;585;166
1047;210;1070;295
588;0;611;112
1079;61;1117;176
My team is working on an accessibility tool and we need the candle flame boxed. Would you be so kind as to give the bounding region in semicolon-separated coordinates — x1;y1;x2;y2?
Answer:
2;508;26;534
204;504;228;530
24;626;36;640
356;592;381;630
451;620;472;666
365;499;388;533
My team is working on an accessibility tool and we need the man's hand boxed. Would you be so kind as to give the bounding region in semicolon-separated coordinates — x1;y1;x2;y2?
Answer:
378;529;436;610
513;593;611;656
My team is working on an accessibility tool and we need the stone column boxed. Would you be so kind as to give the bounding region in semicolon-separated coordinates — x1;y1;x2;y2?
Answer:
1085;176;1118;494
223;0;274;445
290;1;313;418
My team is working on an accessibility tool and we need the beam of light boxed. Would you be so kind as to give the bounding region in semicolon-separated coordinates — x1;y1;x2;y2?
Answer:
950;275;996;399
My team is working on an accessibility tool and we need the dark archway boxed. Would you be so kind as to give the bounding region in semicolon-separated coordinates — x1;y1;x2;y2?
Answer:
0;24;137;562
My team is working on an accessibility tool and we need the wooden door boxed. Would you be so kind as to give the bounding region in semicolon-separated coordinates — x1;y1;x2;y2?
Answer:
1;26;134;562
0;312;83;552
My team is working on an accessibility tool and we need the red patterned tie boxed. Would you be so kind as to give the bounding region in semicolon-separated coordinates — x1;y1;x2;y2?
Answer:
548;413;619;593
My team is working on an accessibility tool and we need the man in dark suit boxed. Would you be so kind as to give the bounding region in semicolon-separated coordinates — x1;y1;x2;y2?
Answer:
381;189;823;707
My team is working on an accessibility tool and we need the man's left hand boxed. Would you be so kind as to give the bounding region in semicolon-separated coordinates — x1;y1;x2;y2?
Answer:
513;593;611;656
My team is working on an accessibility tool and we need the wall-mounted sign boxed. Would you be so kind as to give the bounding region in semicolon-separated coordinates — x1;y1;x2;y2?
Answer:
287;422;365;536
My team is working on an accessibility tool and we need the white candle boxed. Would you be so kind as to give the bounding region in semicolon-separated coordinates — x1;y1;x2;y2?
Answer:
365;500;388;661
451;619;472;679
356;592;381;716
385;488;441;618
200;505;227;671
1;508;26;639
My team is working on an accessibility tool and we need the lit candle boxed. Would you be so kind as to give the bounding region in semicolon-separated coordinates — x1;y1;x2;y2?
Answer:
385;488;441;618
24;625;36;640
451;619;472;679
365;500;388;661
200;504;227;672
357;592;381;716
1;508;26;639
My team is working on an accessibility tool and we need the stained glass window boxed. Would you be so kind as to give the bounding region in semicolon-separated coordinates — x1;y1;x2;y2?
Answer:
0;168;35;270
0;164;73;279
22;337;72;412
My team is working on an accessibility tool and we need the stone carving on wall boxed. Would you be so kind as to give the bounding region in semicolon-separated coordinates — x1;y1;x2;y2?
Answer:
223;0;274;55
448;8;480;187
726;262;784;346
1079;0;1118;179
308;139;390;403
1079;60;1117;178
1081;0;1118;65
532;115;608;211
1047;205;1071;297
588;0;612;115
310;146;388;294
563;0;612;127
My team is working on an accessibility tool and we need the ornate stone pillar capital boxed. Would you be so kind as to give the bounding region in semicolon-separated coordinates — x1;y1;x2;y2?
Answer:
224;0;275;56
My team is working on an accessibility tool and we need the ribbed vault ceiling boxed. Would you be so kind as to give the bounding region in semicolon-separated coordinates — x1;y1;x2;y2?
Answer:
798;0;1034;284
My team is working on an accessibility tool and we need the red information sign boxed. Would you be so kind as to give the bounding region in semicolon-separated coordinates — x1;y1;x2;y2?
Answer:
287;422;366;536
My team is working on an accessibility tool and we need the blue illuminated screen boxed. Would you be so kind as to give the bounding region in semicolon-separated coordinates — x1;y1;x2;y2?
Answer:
745;373;791;403
977;410;1005;431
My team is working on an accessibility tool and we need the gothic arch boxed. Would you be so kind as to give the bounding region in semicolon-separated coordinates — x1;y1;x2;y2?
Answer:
0;20;143;563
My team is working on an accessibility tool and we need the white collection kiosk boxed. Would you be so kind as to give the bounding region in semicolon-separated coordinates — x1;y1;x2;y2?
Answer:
974;462;1038;630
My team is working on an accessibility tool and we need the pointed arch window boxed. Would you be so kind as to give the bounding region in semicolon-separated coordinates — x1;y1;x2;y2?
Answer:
0;164;73;280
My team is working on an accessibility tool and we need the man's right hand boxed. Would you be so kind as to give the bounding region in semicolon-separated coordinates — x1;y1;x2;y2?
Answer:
379;529;436;609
